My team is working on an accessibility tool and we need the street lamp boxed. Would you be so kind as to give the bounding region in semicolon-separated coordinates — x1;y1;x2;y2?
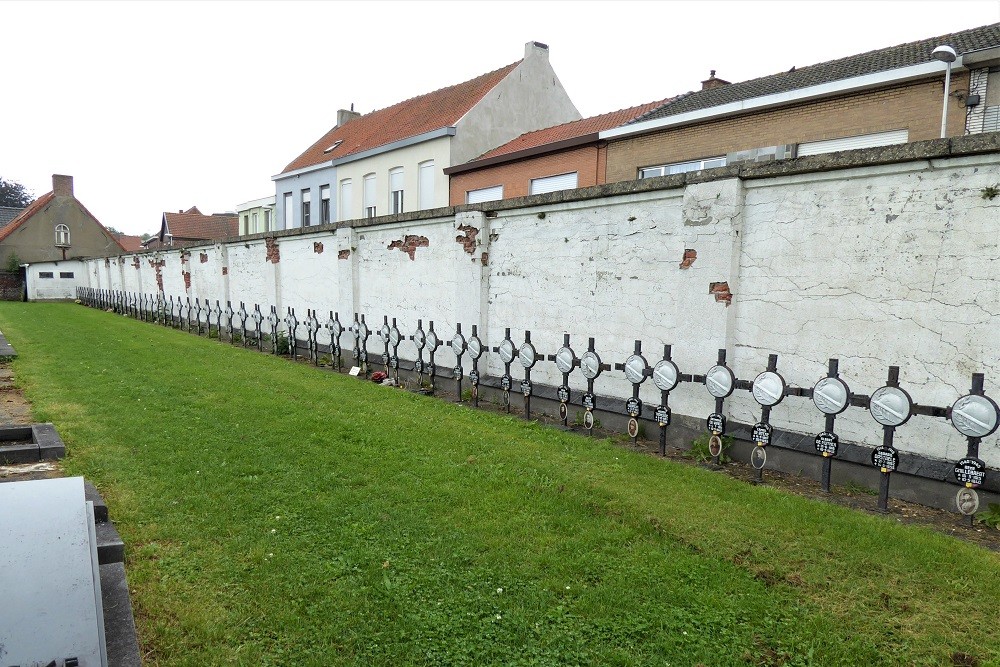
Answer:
932;44;957;139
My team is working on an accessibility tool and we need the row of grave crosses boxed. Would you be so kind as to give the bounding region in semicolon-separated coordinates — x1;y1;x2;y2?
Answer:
76;287;999;524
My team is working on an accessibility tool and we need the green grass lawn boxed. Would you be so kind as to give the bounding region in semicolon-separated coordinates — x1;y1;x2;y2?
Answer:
2;302;999;666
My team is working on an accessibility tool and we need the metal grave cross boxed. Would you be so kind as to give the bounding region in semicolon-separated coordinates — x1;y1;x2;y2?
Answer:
949;372;999;525
749;354;787;483
546;334;579;426
868;366;914;513
224;301;235;344
518;330;544;420
354;314;371;375
251;304;264;351
307;309;321;364
652;345;681;456
493;328;516;413
810;359;853;493
388;318;402;385
467;325;486;407
267;306;280;355
703;349;736;466
237;302;249;348
579;337;612;435
212;300;223;341
284;307;299;360
615;340;652;443
425;321;444;393
451;324;467;402
379;317;392;374
411;319;428;388
325;311;344;370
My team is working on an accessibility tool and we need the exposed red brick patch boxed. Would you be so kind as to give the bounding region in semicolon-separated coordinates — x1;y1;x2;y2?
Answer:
338;249;351;260
387;235;429;260
314;241;324;254
709;281;732;306
148;258;165;292
680;248;697;269
183;270;191;289
222;266;229;275
200;252;208;263
455;224;479;254
132;256;141;269
480;251;489;265
265;237;280;263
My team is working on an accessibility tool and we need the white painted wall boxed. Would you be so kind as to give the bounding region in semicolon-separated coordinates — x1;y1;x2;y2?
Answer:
54;150;1000;468
26;261;86;300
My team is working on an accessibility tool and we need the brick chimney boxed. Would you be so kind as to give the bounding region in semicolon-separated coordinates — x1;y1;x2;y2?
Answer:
337;108;360;126
52;174;74;197
701;70;731;91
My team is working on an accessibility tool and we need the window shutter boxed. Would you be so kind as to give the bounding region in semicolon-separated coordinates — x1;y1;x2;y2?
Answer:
529;172;578;195
419;162;435;209
467;185;503;204
797;130;908;156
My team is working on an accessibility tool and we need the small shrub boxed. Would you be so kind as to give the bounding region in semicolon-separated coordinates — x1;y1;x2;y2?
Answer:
977;503;1000;529
319;354;331;366
275;331;290;355
231;332;242;344
981;185;999;200
461;388;473;402
688;432;732;464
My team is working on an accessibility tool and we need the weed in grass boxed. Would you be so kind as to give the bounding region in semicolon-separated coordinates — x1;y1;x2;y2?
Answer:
977;503;1000;530
689;432;732;463
841;480;879;496
275;331;290;355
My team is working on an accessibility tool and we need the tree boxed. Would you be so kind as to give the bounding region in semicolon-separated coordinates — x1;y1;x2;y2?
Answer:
0;177;34;208
105;226;123;236
140;233;152;241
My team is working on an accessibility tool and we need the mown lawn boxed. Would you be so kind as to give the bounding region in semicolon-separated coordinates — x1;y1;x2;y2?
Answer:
2;302;999;666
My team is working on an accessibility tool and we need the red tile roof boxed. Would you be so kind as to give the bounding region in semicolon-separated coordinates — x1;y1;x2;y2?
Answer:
163;211;238;241
472;99;675;162
280;61;522;174
0;192;55;242
0;191;126;254
115;234;144;252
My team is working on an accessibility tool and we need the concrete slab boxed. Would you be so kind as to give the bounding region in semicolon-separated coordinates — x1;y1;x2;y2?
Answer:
96;520;125;565
0;328;16;358
100;562;142;667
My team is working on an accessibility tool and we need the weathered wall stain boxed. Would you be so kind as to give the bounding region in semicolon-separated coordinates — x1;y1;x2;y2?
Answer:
387;235;429;260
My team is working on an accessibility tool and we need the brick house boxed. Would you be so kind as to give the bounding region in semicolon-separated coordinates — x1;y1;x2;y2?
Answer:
144;206;238;249
0;174;123;269
273;41;579;229
443;100;668;206
600;23;1000;183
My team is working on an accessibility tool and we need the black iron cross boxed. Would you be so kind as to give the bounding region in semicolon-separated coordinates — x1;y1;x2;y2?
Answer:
651;345;681;457
284;307;299;360
325;311;344;371
492;328;516;413
267;306;280;355
388;318;402;385
809;358;853;493
546;333;579;426
518;330;544;420
701;349;736;466
451;324;467;403
868;366;913;513
579;337;612;436
749;354;786;484
614;340;651;444
252;305;264;351
353;314;370;374
468;325;485;407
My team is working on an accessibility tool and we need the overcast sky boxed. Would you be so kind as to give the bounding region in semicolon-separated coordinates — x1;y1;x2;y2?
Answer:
3;1;999;235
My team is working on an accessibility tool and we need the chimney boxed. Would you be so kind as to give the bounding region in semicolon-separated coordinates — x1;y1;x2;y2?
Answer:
524;40;549;60
701;70;731;91
337;108;361;126
52;174;74;197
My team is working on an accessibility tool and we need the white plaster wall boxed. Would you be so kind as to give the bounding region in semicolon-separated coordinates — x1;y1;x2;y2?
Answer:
735;155;1000;465
26;261;86;300
486;183;739;418
275;232;342;326
336;137;452;218
227;241;273;314
187;245;224;304
353;217;458;361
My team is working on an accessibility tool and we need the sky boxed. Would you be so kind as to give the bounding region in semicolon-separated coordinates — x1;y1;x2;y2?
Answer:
3;0;999;236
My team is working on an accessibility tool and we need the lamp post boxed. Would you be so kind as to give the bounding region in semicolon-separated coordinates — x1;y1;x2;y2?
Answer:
932;44;957;139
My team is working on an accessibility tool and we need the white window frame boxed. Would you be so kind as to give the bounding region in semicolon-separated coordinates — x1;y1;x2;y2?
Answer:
264;209;271;232
363;173;376;218
301;189;312;227
320;185;331;224
55;224;70;246
283;192;292;229
340;179;353;220
418;160;435;210
389;167;404;215
640;156;726;179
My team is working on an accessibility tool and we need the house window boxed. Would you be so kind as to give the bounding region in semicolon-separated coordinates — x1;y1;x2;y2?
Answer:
363;173;376;218
389;167;404;214
640;157;726;179
321;185;331;224
301;189;312;226
39;272;54;278
796;129;909;156
55;224;70;246
283;193;292;229
529;172;578;196
340;179;353;220
242;215;249;235
252;211;259;233
60;272;74;279
418;161;435;209
466;185;503;204
264;209;271;232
